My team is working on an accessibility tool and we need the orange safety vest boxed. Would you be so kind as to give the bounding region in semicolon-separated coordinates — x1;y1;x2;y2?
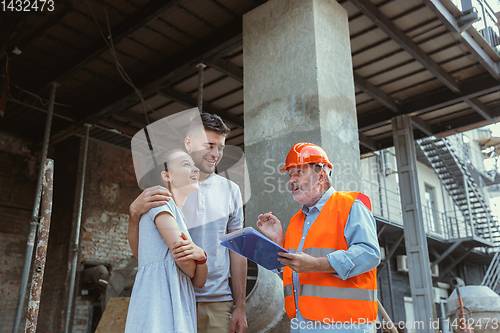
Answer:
283;191;378;323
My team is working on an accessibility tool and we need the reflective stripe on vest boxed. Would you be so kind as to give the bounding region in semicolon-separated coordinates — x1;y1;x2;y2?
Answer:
284;285;293;297
300;285;377;302
302;247;336;257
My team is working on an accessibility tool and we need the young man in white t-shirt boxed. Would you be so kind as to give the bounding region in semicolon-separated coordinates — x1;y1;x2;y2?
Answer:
128;113;248;333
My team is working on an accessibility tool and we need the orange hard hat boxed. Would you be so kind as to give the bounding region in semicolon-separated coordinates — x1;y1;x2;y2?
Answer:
280;143;333;172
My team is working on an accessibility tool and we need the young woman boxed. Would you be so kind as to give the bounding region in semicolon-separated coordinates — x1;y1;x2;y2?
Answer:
125;149;207;333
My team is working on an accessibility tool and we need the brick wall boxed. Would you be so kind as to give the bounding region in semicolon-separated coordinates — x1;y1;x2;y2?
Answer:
377;257;412;323
0;133;37;333
70;140;140;332
0;133;140;333
71;300;93;333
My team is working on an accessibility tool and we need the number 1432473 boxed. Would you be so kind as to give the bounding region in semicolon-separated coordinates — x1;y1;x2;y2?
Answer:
2;0;54;11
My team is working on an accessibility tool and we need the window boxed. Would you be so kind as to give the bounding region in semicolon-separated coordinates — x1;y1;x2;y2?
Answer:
424;184;440;233
404;297;417;333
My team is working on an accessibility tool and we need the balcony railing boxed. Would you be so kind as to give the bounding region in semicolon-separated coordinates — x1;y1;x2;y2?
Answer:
451;0;500;50
362;179;403;224
444;133;491;174
422;206;476;240
363;179;478;241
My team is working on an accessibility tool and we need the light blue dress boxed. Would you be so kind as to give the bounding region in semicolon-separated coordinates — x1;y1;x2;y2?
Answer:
125;201;197;333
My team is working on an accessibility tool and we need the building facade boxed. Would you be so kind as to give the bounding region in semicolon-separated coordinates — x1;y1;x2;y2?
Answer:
361;127;500;332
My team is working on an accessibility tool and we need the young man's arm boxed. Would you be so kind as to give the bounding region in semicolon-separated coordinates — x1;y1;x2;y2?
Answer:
228;185;247;333
228;228;248;333
128;186;171;257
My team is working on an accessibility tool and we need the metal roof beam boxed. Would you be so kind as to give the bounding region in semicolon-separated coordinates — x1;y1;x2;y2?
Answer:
432;105;500;134
88;58;242;127
157;87;244;128
436;248;473;280
363;106;500;150
465;98;498;123
422;0;500;80
370;105;500;148
354;73;400;113
349;0;461;94
49;18;244;145
411;116;434;136
98;119;139;137
114;109;149;127
430;240;463;269
6;98;75;122
209;59;243;82
33;0;182;91
358;73;500;131
358;132;379;151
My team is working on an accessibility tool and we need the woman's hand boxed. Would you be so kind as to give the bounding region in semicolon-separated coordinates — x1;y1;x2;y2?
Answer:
172;233;206;262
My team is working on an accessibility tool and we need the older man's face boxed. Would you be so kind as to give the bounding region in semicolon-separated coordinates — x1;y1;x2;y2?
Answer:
288;164;321;206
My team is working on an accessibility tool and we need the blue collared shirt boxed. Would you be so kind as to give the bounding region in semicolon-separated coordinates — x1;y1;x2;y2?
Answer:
288;187;380;332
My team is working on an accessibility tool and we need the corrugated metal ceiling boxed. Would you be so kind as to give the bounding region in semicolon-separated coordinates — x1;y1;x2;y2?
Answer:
2;0;500;153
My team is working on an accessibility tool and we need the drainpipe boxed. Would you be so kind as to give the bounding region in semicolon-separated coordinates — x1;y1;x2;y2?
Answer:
441;182;449;238
376;152;384;216
12;82;59;333
385;238;396;320
381;149;390;220
64;124;92;333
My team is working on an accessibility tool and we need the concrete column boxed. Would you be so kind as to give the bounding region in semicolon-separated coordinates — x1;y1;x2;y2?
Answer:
243;0;360;230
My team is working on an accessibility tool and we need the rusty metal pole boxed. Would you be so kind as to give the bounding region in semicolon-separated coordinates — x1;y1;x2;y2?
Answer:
196;63;206;113
64;124;91;333
12;81;59;333
24;159;54;333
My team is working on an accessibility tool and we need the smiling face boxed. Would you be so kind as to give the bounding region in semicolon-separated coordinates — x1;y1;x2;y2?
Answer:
185;130;226;178
287;164;323;206
161;151;200;196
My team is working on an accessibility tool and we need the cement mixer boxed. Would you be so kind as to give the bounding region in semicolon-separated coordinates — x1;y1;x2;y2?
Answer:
245;263;290;333
446;285;500;333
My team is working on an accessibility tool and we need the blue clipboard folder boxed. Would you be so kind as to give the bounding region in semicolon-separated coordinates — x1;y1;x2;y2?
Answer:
219;227;288;270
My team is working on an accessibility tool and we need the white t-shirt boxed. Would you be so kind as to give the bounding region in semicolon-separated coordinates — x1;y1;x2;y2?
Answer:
182;173;244;302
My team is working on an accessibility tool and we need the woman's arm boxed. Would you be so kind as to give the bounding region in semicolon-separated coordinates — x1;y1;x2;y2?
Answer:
154;212;196;278
191;259;207;288
172;233;207;288
128;186;172;258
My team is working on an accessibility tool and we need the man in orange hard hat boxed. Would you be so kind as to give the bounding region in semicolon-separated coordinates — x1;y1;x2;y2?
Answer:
257;143;380;332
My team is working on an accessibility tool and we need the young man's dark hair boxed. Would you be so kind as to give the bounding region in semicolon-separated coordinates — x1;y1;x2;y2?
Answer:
188;113;231;137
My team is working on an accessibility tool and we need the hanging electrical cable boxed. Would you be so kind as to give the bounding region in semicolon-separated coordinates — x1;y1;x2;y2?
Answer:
85;0;154;126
